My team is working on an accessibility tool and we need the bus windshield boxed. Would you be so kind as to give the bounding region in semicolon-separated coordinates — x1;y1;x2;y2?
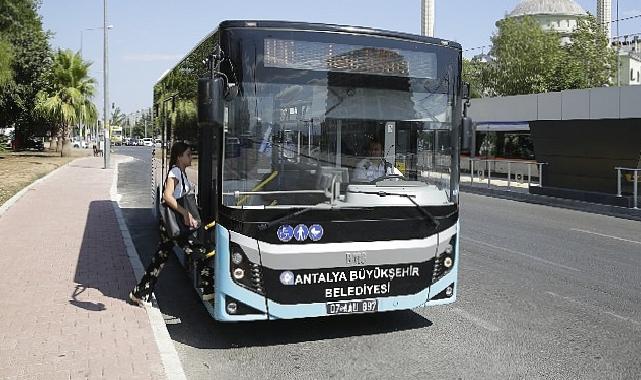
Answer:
222;36;459;209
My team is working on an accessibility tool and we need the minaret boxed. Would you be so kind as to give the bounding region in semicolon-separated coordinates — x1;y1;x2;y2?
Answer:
421;0;435;37
597;0;612;40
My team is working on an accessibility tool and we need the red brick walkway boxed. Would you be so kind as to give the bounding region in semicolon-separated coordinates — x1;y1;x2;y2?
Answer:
0;157;165;379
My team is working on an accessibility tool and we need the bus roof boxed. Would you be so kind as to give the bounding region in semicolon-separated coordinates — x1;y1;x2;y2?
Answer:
219;20;461;49
156;20;461;84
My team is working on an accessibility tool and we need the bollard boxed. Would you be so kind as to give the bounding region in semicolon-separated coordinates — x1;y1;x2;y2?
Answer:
634;171;639;209
528;165;532;188
470;160;474;184
487;161;491;188
616;168;622;197
507;161;511;190
538;163;543;187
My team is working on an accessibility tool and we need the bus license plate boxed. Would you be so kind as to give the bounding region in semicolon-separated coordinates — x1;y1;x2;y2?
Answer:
326;299;378;315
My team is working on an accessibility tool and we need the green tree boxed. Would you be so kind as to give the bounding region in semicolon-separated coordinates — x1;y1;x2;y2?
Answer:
489;16;564;96
36;49;97;156
463;57;493;98
556;14;616;89
0;0;52;145
132;111;152;138
110;106;126;126
0;37;13;85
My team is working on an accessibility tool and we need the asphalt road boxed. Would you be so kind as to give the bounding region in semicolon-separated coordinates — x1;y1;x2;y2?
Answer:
115;147;641;379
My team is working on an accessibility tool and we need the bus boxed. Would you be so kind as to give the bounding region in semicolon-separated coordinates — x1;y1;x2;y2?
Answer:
111;125;123;146
153;20;470;321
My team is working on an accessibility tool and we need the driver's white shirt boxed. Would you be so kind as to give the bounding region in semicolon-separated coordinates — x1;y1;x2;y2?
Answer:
354;159;401;182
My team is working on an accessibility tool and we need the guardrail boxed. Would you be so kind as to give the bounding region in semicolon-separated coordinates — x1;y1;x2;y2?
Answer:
462;158;547;191
615;167;640;209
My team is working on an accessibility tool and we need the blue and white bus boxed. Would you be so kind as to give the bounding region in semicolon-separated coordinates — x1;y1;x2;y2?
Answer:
153;20;468;321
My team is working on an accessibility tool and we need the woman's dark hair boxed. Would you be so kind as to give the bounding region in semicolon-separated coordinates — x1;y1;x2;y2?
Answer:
168;141;190;168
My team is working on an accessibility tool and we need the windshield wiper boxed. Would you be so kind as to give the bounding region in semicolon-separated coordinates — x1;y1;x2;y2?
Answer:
258;206;319;231
348;190;440;227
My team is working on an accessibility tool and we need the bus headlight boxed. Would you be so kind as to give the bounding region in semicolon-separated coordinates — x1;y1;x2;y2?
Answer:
432;236;456;284
231;252;244;265
226;302;238;314
443;256;453;268
233;268;245;280
229;243;264;295
445;286;454;297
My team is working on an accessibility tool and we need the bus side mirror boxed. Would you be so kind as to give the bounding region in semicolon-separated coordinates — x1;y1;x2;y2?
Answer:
462;82;471;101
462;117;474;152
198;77;225;127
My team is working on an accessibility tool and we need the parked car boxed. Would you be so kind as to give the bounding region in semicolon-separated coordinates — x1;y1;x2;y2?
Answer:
142;138;154;147
154;139;163;148
24;137;44;151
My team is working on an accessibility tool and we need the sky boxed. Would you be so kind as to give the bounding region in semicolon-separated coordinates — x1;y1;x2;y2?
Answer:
39;0;640;117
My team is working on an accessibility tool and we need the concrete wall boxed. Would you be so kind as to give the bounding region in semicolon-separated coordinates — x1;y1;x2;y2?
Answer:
469;86;641;122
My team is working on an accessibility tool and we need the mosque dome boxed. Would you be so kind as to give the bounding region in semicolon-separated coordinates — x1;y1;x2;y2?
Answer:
508;0;587;18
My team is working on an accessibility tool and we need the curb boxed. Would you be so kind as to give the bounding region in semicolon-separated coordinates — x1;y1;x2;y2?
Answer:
461;184;641;222
110;155;188;380
0;156;82;217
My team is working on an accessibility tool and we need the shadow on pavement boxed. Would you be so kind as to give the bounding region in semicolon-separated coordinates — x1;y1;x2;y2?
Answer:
69;200;133;311
165;301;434;349
67;163;103;169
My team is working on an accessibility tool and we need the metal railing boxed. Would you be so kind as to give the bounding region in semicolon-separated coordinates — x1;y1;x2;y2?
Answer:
615;167;640;209
462;158;547;191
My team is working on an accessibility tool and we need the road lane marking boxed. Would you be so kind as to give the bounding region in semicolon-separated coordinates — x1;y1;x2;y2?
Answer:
570;228;641;246
546;291;641;327
453;307;500;332
604;311;641;326
462;237;582;272
545;291;579;304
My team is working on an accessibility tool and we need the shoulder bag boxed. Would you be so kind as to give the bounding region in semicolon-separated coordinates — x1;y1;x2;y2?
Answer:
160;168;201;239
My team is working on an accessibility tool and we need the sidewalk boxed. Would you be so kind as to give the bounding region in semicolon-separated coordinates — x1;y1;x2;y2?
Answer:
0;157;166;379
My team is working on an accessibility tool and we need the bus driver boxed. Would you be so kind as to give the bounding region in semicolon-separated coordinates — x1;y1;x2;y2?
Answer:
354;139;402;182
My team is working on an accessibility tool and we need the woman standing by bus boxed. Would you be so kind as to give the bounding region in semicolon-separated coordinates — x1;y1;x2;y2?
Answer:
129;142;214;305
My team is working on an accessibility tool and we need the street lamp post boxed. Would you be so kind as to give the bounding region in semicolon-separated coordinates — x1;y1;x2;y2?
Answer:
135;110;141;139
81;25;112;58
103;0;110;169
616;0;621;87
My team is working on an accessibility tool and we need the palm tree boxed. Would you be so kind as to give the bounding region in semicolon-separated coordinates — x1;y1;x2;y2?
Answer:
36;49;97;156
110;106;127;126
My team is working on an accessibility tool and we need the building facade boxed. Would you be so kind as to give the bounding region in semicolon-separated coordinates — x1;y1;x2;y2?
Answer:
618;37;641;86
500;0;587;44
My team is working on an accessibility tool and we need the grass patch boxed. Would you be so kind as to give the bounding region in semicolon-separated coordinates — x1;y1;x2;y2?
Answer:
0;149;91;206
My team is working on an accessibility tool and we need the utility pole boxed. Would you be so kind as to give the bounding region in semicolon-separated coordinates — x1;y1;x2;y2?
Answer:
616;0;620;87
103;0;110;168
144;108;148;138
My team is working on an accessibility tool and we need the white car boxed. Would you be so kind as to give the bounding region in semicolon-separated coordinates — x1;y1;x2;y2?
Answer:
142;138;154;147
72;140;88;149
